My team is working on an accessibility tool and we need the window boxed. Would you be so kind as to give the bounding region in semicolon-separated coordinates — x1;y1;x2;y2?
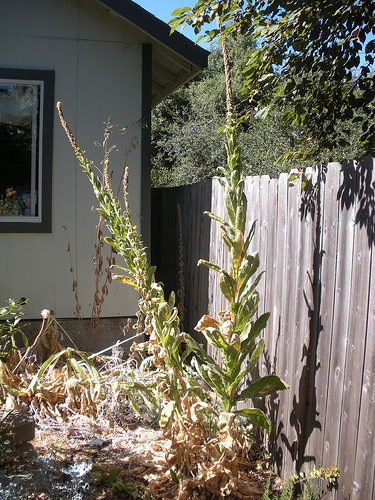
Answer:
0;69;54;232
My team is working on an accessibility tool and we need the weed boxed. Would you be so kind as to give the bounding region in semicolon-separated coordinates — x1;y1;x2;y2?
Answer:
176;204;186;330
88;217;115;352
63;225;83;347
262;466;340;500
93;465;141;497
0;298;28;366
64;221;115;352
56;98;288;497
185;118;289;435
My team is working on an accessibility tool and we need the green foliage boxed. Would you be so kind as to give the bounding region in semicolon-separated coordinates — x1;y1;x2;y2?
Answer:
170;0;375;161
57;102;288;481
57;102;197;441
0;302;158;414
184;118;289;433
93;465;141;497
0;187;26;216
151;36;305;187
262;466;340;500
151;34;365;187
0;298;28;363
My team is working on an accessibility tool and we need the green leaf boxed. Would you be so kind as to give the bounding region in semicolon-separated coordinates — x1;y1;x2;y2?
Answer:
20;332;29;349
231;230;244;272
146;265;156;286
184;334;222;374
203;327;228;351
198;259;221;273
108;467;122;483
236;375;289;402
170;6;191;17
111;274;138;289
125;390;141;414
69;357;88;383
0;380;26;397
224;184;236;226
239;272;264;303
204;211;230;229
160;401;175;428
104;236;120;253
238;252;259;291
235;194;247;234
219;270;235;301
234;338;264;387
220;225;234;251
29;350;67;394
170;469;179;484
200;366;227;397
233;407;271;434
244;220;256;254
76;351;101;382
236;292;260;331
97;208;110;221
240;313;269;362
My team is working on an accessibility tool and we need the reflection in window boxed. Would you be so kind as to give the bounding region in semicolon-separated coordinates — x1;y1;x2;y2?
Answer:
0;82;41;219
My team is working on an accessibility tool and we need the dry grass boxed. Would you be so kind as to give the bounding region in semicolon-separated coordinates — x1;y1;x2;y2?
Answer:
0;313;279;500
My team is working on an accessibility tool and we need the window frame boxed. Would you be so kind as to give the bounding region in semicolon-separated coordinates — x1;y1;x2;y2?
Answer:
0;68;54;233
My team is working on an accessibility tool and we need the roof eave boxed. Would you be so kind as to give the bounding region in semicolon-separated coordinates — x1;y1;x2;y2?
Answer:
95;0;209;69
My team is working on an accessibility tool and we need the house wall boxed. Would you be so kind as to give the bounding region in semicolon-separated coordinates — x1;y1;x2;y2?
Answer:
0;0;147;320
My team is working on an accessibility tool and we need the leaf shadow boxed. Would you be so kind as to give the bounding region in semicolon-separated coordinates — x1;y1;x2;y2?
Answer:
337;157;375;248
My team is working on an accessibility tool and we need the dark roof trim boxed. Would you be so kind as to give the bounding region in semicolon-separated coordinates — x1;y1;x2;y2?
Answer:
96;0;209;69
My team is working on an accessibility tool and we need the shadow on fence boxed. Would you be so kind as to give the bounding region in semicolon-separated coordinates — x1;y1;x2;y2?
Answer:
338;157;375;247
151;158;375;499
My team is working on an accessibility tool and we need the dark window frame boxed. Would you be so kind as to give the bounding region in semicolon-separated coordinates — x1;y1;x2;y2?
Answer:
0;68;54;233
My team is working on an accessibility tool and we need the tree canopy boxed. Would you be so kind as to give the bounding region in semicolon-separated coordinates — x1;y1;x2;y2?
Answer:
151;35;364;187
151;37;304;186
170;0;375;160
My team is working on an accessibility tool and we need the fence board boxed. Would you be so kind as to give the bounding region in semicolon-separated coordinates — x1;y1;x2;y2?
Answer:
352;243;375;498
151;158;375;499
350;158;375;499
263;179;278;375
339;164;372;497
322;164;356;471
306;164;340;470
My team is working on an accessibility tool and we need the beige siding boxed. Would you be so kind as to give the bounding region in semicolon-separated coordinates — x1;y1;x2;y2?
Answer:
0;0;144;319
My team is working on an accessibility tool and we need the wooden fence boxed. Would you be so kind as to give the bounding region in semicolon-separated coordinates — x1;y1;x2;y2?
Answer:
151;157;375;499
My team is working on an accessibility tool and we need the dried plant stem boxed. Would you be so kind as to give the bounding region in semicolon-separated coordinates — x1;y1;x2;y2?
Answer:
217;18;233;116
63;226;82;348
177;204;186;330
88;216;115;352
13;315;51;372
51;317;79;349
87;330;144;359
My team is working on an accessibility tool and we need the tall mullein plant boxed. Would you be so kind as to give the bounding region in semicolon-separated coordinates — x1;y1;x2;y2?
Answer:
56;103;195;438
56;104;155;337
183;32;289;434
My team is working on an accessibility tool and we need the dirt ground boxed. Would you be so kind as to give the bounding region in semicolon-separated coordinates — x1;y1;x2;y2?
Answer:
0;418;281;500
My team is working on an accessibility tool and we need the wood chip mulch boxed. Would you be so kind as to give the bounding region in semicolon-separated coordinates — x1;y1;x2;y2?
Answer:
0;422;282;500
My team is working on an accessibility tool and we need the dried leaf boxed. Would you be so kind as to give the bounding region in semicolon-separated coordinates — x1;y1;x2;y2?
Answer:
194;315;220;332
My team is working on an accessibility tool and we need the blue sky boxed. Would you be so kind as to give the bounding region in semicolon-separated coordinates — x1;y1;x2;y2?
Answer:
135;0;186;23
135;0;210;46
